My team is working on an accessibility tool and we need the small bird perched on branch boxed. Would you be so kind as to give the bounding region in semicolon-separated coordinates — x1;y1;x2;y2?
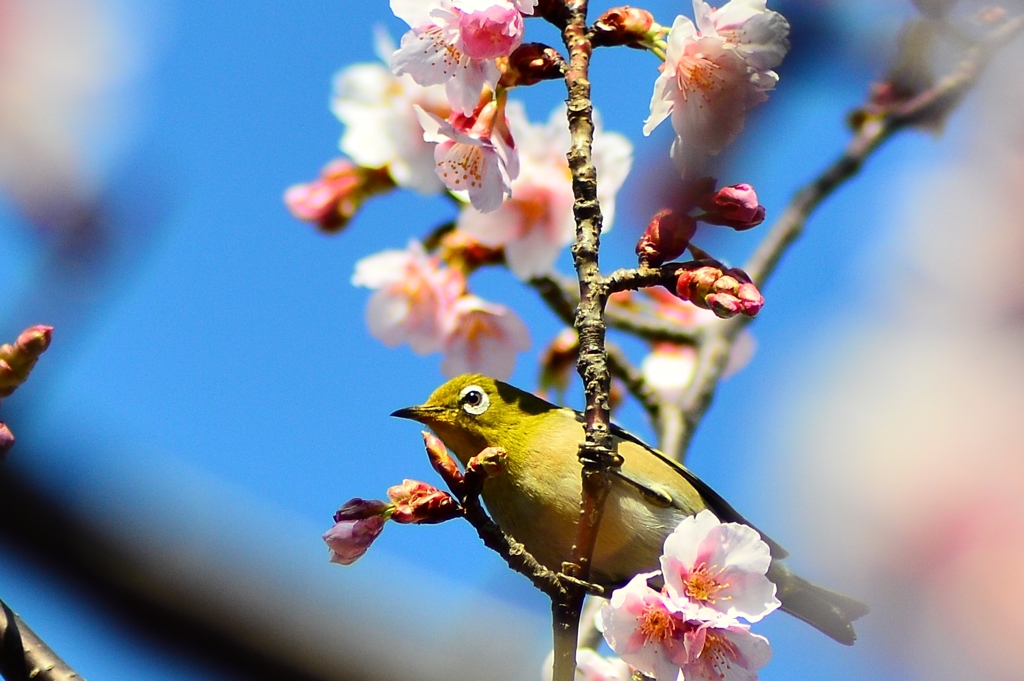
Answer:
393;374;868;644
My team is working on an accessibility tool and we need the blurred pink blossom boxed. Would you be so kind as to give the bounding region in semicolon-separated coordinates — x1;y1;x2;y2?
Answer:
352;241;465;354
390;0;527;115
641;343;698;404
540;648;631;681
457;104;632;278
440;294;530;379
332;33;450;193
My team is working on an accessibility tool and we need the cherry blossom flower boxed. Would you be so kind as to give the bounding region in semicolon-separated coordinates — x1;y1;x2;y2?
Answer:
598;572;705;681
679;623;772;681
416;95;519;212
644;0;789;174
352;241;465;355
696;182;765;230
440;294;530;379
661;510;780;624
457;104;633;279
332;33;450;194
541;648;631;681
642;342;699;404
390;0;527;115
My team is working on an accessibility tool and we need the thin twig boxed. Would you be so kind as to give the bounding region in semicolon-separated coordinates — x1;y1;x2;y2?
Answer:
675;14;1024;454
0;598;82;681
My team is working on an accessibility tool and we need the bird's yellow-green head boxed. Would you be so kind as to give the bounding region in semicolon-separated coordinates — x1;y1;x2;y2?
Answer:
391;374;559;465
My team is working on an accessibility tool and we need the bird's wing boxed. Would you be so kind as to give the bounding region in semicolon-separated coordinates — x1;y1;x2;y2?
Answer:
606;420;790;559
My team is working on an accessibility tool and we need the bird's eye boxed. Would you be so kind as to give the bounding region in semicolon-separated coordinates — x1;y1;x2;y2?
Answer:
458;384;489;416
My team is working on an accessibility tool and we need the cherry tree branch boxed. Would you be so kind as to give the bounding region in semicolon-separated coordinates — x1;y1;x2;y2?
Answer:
0;598;83;681
674;13;1024;455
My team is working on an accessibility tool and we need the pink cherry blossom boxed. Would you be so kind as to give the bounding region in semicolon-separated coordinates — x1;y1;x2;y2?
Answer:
695;0;790;72
332;33;450;193
390;0;526;115
457;104;633;279
351;241;465;355
541;648;632;681
416;96;519;213
598;572;705;681
323;515;386;565
679;623;772;681
440;295;530;379
661;510;781;624
645;0;789;174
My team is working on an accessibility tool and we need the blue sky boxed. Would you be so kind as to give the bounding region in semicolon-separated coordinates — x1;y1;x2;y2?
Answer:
0;1;967;679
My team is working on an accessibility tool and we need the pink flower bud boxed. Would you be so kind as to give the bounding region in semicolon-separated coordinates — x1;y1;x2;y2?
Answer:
0;422;13;460
674;264;763;318
697;184;765;230
323;515;386;565
387;479;461;525
592;7;657;48
284;160;394;233
422;431;465;491
466;447;508;479
636;210;697;267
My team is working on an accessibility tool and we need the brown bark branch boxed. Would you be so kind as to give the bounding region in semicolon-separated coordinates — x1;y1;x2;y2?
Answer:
0;598;83;681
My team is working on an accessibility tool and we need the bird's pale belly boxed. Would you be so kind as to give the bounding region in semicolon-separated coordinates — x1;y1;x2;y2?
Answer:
481;466;683;586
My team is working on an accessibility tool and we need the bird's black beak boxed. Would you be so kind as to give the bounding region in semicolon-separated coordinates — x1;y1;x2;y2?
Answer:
390;405;443;423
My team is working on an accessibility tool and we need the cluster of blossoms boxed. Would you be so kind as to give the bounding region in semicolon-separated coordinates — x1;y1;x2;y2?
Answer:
285;0;788;380
592;510;780;681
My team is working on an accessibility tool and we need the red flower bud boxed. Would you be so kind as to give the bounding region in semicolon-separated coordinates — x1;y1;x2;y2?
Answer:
636;210;697;267
323;515;386;565
284;159;394;233
500;43;564;88
592;7;657;48
696;184;765;230
387;479;461;524
422;431;464;491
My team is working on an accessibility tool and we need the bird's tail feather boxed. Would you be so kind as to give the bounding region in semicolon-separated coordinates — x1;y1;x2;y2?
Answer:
768;562;869;646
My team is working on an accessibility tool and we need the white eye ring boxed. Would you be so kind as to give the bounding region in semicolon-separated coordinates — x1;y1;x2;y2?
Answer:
459;384;489;416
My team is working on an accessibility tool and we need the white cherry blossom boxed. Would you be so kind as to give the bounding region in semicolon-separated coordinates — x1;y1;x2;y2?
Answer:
331;34;450;194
